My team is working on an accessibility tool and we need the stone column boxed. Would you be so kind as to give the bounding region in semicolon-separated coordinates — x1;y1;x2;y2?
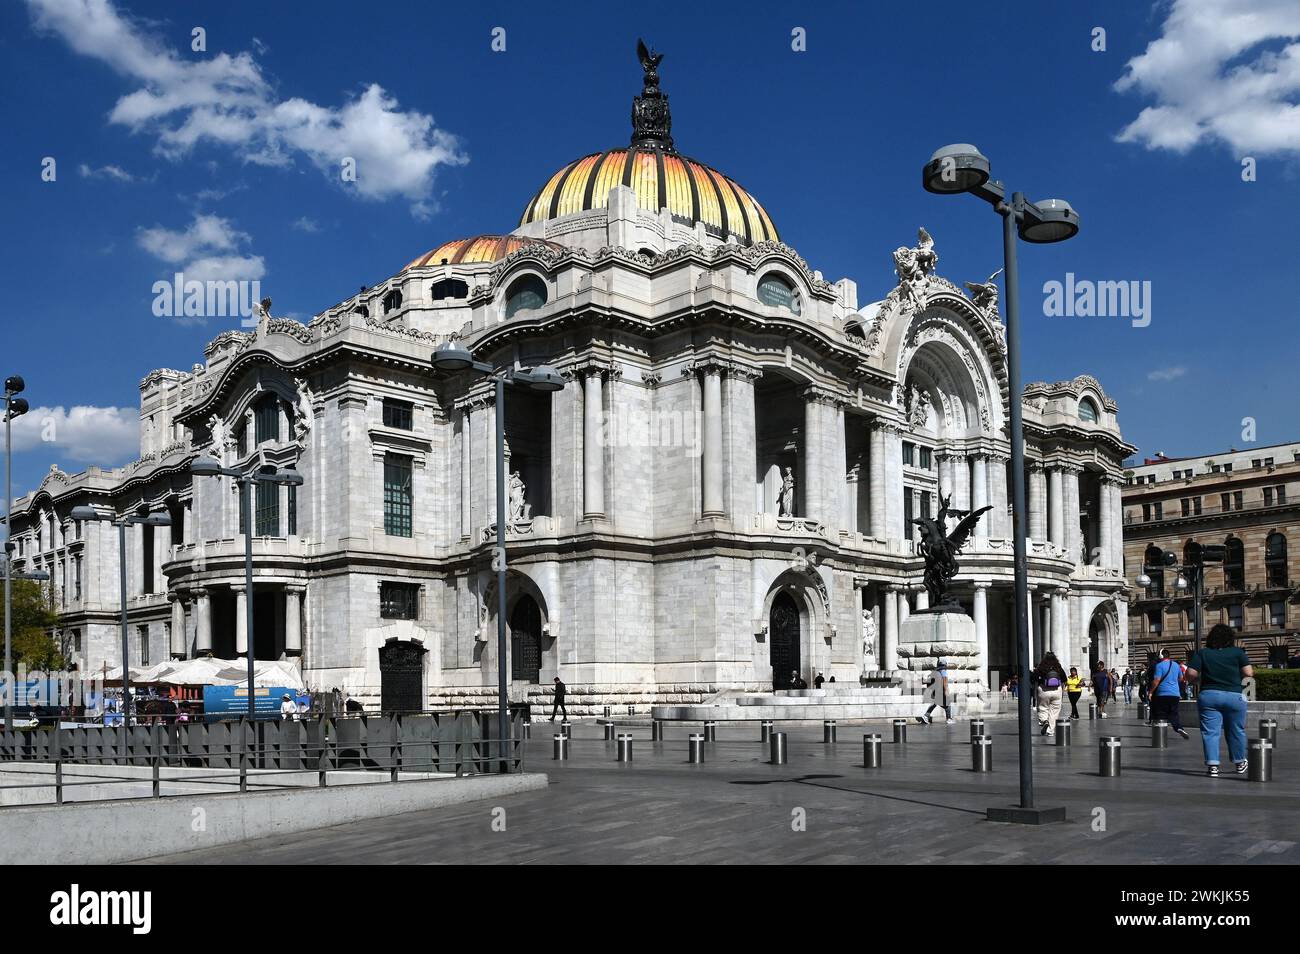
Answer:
285;585;304;656
868;422;886;537
972;454;989;544
1063;465;1081;565
1025;585;1037;660
726;368;758;521
939;455;955;499
1048;465;1065;550
1052;590;1070;670
973;581;990;686
460;406;472;538
915;584;929;612
1108;479;1125;569
233;585;248;657
953;453;971;512
990;454;1010;539
883;424;905;540
831;402;847;533
583;370;607;518
845;462;860;533
899;588;911;624
882;586;899;670
1040;594;1053;655
702;367;725;517
1099;478;1114;569
169;592;187;659
801;390;823;523
194;587;212;655
182;503;193;545
1028;463;1046;541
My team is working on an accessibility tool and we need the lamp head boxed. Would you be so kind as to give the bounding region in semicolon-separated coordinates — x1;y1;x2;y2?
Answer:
1135;572;1151;588
275;467;305;486
190;456;224;477
7;398;28;418
1175;575;1188;591
70;506;105;522
525;365;565;392
4;376;24;395
1019;198;1080;243
432;342;474;372
922;144;990;195
142;512;172;527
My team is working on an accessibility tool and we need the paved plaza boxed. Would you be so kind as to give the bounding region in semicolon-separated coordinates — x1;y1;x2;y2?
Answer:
152;703;1297;865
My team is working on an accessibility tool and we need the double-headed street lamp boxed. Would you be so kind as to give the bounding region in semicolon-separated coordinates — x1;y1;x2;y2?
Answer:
431;342;563;772
923;144;1079;824
1135;542;1225;656
69;506;171;736
190;458;304;720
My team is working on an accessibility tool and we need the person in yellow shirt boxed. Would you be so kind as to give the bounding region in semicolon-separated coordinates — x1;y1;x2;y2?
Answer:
1065;668;1084;720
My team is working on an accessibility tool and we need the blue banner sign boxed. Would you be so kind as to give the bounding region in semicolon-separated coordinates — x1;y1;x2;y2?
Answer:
203;685;298;721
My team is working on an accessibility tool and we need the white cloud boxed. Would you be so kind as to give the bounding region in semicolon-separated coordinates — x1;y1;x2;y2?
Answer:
1147;366;1188;382
137;212;265;283
291;216;320;233
26;0;467;209
78;162;136;182
1114;0;1300;156
10;406;139;464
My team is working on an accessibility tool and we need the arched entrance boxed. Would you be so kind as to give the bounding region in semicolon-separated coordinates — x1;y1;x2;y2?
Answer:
379;638;426;713
770;592;801;689
510;595;543;683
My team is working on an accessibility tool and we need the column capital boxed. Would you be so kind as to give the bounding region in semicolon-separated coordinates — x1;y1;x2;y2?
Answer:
936;449;968;463
1027;459;1046;473
231;584;246;595
286;583;307;595
972;580;992;590
190;586;209;599
870;417;906;436
801;384;846;407
567;358;622;381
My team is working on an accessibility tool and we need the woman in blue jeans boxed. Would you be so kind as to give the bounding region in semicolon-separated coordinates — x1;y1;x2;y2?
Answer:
1186;623;1254;778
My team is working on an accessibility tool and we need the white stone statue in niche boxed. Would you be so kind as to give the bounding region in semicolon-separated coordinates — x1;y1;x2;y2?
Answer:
861;608;878;674
509;471;531;523
293;377;314;441
778;466;796;517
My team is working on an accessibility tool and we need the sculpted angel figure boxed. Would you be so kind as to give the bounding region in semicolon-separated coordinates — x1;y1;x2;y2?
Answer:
861;608;877;665
778;466;796;517
964;267;1003;314
911;490;992;608
509;471;530;523
293;377;314;441
206;414;226;454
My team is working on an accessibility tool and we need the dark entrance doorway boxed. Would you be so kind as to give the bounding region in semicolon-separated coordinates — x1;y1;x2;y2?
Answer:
378;639;425;713
770;592;801;689
510;595;543;683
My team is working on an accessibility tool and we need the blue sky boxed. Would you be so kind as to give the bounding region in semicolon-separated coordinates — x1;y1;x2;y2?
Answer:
1;0;1297;496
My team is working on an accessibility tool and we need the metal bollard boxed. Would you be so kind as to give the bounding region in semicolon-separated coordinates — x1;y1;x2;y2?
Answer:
560;720;572;739
863;733;883;768
760;720;774;743
703;721;717;742
1247;738;1273;782
1139;702;1150;721
553;734;569;761
1151;721;1169;749
1055;719;1071;747
1088;702;1097;721
688;734;705;764
1099;736;1122;777
893;719;908;744
1259;719;1278;746
969;718;986;741
823;720;837;744
616;734;633;763
971;735;993;772
651;720;664;742
521;722;531;740
770;731;788;765
603;721;616;741
603;706;611;718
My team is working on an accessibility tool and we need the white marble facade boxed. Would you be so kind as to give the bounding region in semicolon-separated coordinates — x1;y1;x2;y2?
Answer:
8;58;1136;710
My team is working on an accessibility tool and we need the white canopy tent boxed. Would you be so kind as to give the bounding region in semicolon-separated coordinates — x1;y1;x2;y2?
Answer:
99;658;305;689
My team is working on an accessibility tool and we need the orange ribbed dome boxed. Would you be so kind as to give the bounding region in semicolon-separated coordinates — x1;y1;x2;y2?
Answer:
519;147;778;246
403;234;563;271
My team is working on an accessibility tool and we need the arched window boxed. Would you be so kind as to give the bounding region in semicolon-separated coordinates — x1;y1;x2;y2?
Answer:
1224;536;1245;591
353;304;369;318
430;278;469;301
1144;544;1164;598
382;288;403;314
1078;398;1099;423
504;274;547;319
1266;532;1288;589
757;273;802;315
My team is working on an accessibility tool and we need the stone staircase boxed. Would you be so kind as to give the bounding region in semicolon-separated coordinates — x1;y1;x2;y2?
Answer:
651;682;926;723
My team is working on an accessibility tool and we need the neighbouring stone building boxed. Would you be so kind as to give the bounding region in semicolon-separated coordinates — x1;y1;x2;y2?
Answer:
7;46;1135;712
1122;442;1300;668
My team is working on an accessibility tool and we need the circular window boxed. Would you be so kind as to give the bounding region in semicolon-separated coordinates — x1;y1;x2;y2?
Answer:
757;273;801;315
505;275;547;319
1079;398;1099;423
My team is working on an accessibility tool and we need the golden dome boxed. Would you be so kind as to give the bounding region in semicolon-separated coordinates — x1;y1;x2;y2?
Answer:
403;234;563;271
519;147;777;246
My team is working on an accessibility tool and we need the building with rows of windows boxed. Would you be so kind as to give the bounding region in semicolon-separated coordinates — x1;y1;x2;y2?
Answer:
7;48;1136;711
1122;441;1300;668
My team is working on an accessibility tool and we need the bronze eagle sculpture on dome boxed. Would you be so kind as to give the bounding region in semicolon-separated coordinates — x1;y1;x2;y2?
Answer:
912;490;991;609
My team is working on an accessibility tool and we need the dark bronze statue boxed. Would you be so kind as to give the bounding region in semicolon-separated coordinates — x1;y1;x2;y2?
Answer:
911;491;991;610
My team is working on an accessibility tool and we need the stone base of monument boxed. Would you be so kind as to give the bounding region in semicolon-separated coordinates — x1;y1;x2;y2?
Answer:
651;682;923;723
896;609;986;705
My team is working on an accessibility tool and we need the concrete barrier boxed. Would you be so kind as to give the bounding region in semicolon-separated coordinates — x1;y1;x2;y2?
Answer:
0;768;547;865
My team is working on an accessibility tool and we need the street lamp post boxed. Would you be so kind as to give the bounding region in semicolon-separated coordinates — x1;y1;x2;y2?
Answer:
69;506;171;746
923;145;1079;824
1136;543;1224;656
431;342;563;772
3;375;30;730
190;459;304;719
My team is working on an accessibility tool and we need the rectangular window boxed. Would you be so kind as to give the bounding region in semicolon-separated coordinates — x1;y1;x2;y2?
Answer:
921;491;931;519
254;396;280;444
903;492;914;538
1153;501;1163;520
384;454;414;537
380;581;420;620
1193;497;1201;515
1180;498;1190;516
1270;601;1286;628
237;425;248;459
382;398;414;431
1223;463;1233;473
1220;492;1231;512
1228;603;1243;631
1147;609;1162;634
255;480;280;537
1142;503;1151;522
238;483;247;534
1265;457;1274;467
1252;459;1262;469
287;484;297;536
142;524;154;594
918;447;932;470
1233;490;1243;510
1265;487;1274;507
74;556;82;601
902;442;914;466
1277;485;1287;504
139;625;150;666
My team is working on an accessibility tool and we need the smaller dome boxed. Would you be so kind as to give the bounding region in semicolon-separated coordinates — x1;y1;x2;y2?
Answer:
403;234;563;271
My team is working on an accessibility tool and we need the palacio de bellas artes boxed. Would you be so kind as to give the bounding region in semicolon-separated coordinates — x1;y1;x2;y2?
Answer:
8;42;1134;720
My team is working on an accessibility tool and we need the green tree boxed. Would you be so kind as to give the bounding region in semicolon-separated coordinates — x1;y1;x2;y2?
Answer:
2;579;62;672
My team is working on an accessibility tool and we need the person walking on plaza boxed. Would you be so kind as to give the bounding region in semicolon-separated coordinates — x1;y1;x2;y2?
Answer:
1187;624;1253;777
1109;668;1120;702
549;676;567;723
1121;668;1134;704
1092;661;1112;718
919;658;953;725
1009;673;1019;700
1149;649;1190;738
1033;652;1066;736
1065;667;1083;720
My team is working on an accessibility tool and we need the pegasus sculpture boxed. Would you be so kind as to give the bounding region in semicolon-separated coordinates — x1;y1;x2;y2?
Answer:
911;491;991;609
